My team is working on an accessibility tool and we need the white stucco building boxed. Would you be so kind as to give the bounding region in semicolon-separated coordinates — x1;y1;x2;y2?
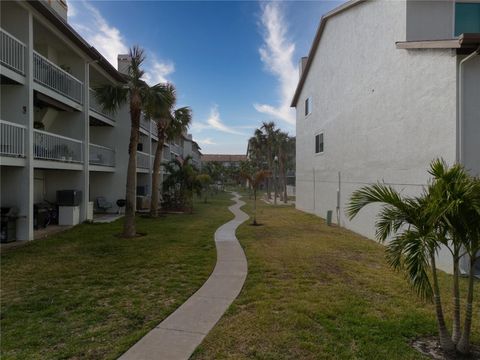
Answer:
0;0;201;241
291;0;480;273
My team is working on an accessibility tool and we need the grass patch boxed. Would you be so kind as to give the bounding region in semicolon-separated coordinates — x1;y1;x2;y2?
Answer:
1;192;233;360
193;196;479;359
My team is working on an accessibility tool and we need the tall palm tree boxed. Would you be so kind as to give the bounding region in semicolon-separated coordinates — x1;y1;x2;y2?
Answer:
261;121;278;200
150;104;192;217
346;184;456;353
94;46;174;237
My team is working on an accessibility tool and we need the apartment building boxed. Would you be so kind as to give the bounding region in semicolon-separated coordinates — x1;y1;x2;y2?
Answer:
291;0;480;273
0;0;200;241
201;154;246;168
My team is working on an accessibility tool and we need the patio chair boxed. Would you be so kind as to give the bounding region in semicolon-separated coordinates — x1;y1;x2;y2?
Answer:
96;196;112;213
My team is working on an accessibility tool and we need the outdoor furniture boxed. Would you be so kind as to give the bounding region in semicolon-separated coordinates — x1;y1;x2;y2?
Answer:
116;199;126;214
95;197;112;213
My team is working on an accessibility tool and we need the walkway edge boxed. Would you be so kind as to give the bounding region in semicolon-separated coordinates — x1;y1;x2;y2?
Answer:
119;192;249;360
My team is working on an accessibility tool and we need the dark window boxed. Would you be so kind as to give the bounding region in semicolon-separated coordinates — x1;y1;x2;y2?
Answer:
455;3;480;36
315;133;324;154
305;97;311;116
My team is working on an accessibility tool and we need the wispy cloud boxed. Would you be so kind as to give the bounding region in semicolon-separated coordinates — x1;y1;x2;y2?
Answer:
196;138;216;146
68;0;174;84
143;58;175;85
192;105;246;136
255;2;297;125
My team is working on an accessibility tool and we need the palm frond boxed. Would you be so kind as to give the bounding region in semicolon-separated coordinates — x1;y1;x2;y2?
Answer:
93;84;128;114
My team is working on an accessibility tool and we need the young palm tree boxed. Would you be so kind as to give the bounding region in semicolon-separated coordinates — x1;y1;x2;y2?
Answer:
94;46;174;237
346;184;456;352
163;155;199;212
427;160;480;354
150;104;192;217
241;170;269;225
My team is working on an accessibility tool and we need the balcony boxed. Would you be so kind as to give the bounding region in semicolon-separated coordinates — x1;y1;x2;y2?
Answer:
33;51;83;104
137;151;150;169
89;88;114;121
170;143;183;157
140;116;152;132
34;129;83;163
89;143;115;167
0;28;26;76
0;120;25;157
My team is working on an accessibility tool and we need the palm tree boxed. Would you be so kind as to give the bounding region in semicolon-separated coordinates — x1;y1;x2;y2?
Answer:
150;103;192;217
94;46;174;237
163;155;200;212
346;184;456;353
275;131;289;203
241;170;269;225
261;121;278;200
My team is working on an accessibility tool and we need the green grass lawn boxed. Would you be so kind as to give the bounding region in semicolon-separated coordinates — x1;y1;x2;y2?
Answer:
0;192;233;360
193;196;480;359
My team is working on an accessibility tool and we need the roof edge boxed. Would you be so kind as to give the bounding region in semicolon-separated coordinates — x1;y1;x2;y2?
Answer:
290;0;366;107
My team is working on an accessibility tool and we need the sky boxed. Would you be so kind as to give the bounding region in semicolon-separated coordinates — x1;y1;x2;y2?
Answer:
68;0;341;154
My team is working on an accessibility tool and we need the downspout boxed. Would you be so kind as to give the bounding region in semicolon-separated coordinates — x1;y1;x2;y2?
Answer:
457;46;480;164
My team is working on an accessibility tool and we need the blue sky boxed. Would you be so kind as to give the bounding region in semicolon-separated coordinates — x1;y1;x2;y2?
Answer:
68;0;340;154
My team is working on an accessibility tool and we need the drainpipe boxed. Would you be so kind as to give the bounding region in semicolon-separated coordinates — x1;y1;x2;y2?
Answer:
457;46;480;164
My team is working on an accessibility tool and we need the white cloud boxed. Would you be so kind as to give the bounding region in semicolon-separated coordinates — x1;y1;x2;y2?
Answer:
255;2;297;125
196;138;216;146
143;59;175;85
69;0;174;83
193;105;246;136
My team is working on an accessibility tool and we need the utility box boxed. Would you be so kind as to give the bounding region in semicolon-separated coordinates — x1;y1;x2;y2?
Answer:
326;210;333;226
59;206;80;226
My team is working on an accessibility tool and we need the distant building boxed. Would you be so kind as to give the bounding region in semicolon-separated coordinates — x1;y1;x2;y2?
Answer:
201;154;246;168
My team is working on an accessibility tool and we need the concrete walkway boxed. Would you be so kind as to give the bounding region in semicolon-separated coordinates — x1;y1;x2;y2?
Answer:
119;192;249;360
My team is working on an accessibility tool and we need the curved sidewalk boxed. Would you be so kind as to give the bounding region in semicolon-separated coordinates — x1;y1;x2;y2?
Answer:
119;192;249;360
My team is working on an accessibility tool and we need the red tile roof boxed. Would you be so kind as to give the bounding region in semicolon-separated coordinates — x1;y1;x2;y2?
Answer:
201;154;247;163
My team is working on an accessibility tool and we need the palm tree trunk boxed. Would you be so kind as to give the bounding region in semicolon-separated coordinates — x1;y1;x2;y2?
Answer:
150;135;165;217
430;252;456;353
457;255;477;355
452;249;462;345
123;104;141;237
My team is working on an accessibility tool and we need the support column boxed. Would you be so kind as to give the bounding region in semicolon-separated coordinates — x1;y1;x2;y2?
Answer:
81;62;90;221
17;11;34;241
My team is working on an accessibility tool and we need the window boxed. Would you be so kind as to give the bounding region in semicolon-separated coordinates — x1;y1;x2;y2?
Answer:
305;97;312;116
455;2;480;36
315;133;324;154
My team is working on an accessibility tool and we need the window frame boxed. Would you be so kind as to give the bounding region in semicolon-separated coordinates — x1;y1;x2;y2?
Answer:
314;131;324;155
305;97;312;117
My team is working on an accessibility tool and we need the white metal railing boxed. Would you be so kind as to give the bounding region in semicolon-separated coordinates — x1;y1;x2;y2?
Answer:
170;143;183;156
89;143;115;167
89;88;114;120
137;151;150;169
140;115;151;131
34;129;83;163
0;119;26;157
1;28;25;75
33;51;83;104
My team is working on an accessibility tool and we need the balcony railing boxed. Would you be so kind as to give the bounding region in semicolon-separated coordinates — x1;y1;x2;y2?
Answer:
34;129;83;163
0;28;25;75
89;88;114;121
33;51;83;104
140;116;152;132
0;120;25;157
89;143;115;167
170;143;183;156
137;151;150;169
